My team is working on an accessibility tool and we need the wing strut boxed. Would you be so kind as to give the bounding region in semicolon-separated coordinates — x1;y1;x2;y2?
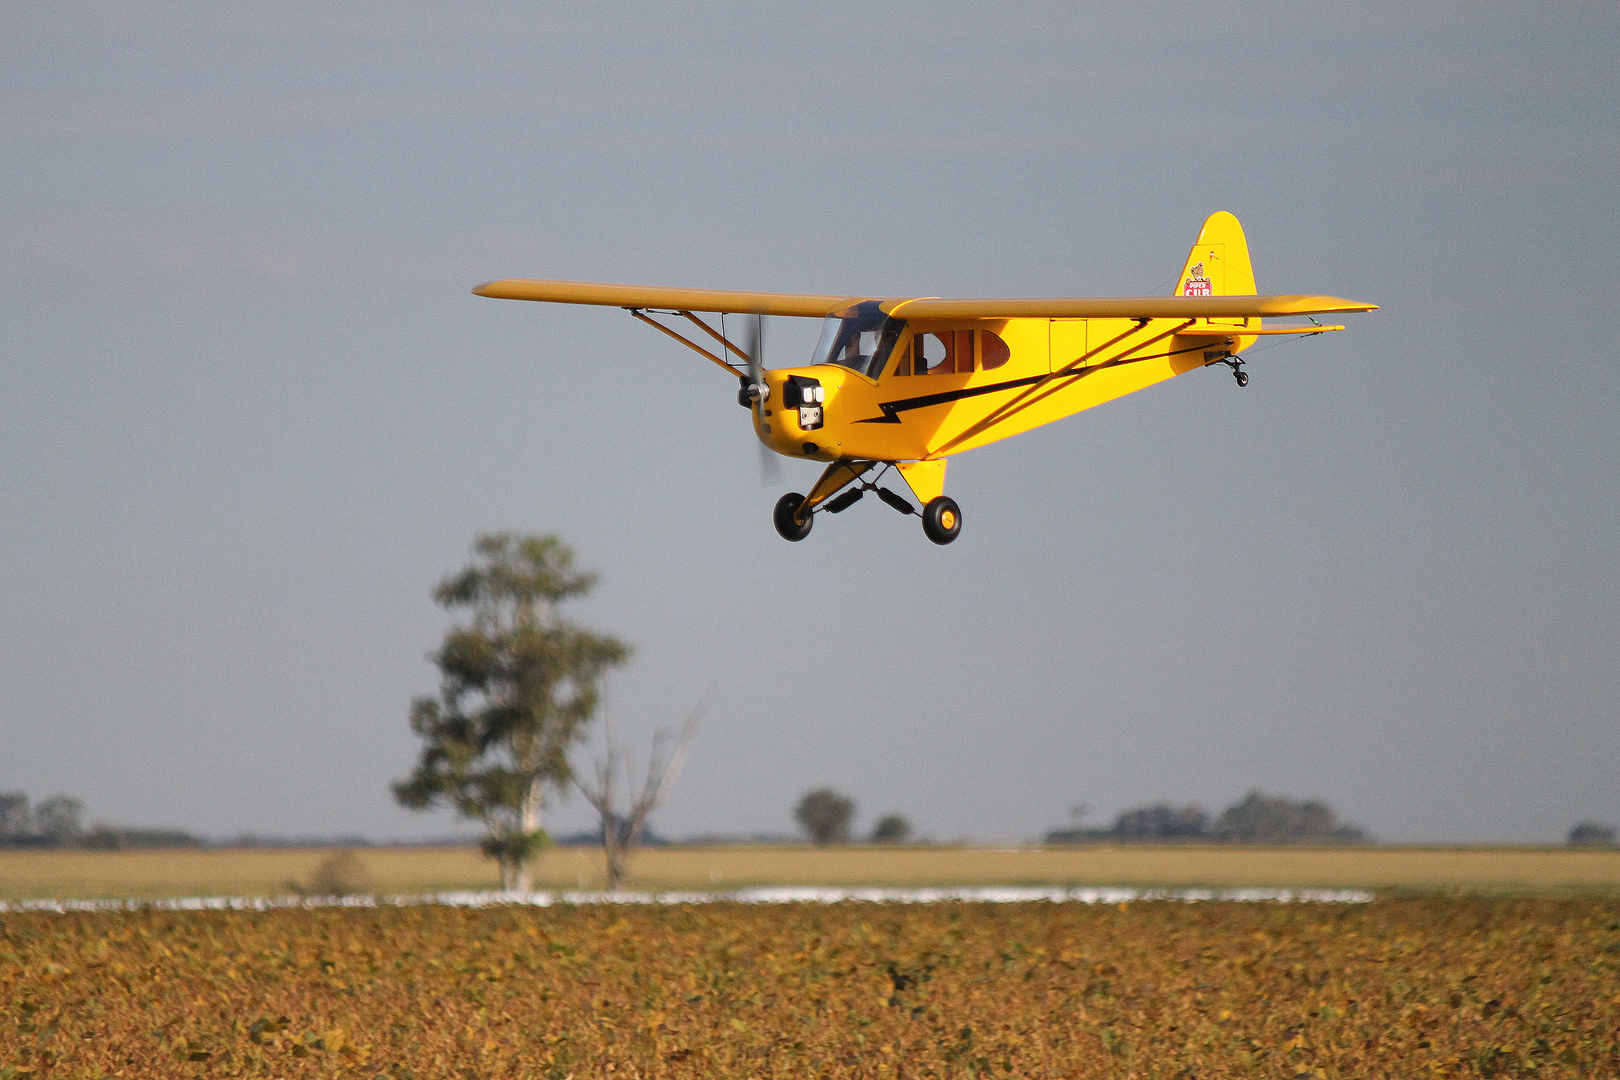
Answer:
626;309;746;377
680;312;754;363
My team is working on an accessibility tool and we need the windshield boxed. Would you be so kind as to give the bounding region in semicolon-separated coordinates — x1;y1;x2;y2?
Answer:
811;300;906;378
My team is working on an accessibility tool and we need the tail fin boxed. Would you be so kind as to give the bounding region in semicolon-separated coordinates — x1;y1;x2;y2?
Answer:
1174;211;1256;297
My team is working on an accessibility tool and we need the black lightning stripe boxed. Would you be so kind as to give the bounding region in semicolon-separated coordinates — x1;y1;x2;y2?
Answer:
855;344;1210;425
855;374;1047;423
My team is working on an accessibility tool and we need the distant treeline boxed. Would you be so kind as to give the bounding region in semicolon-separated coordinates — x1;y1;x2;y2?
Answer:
0;792;203;850
6;788;1614;851
1047;791;1371;845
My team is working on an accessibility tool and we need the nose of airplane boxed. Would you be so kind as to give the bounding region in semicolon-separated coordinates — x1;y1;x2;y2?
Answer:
743;371;830;458
777;373;827;438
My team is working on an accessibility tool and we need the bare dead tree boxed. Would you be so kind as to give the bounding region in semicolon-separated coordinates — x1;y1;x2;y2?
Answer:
576;699;704;892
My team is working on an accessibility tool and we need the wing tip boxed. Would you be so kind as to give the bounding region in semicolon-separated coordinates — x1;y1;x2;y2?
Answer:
1285;295;1378;314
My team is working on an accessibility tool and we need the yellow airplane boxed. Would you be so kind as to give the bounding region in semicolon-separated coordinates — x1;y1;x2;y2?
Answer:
475;211;1374;544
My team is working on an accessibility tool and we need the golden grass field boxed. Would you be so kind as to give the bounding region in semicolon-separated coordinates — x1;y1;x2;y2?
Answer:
3;843;1620;900
2;898;1616;1078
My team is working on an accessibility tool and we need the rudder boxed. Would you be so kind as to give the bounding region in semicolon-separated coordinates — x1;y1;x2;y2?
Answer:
1174;211;1256;297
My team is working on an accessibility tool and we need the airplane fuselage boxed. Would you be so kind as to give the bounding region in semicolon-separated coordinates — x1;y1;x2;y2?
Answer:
755;315;1253;464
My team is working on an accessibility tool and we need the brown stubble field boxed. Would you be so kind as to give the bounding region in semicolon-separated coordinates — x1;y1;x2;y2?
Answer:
4;844;1620;901
2;897;1618;1078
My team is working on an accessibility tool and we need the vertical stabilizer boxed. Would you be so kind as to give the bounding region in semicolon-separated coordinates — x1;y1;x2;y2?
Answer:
1174;211;1256;297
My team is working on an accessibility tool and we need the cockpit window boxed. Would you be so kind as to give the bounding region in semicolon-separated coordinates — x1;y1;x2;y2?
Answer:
812;300;905;379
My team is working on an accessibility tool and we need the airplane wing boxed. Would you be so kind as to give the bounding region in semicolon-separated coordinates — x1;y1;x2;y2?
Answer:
885;295;1376;319
473;279;863;318
474;280;1375;321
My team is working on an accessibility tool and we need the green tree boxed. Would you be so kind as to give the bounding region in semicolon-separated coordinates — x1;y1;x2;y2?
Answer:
870;814;911;844
795;788;855;845
1568;821;1616;846
1213;790;1366;844
0;793;29;839
34;796;84;846
393;533;630;891
1112;804;1210;840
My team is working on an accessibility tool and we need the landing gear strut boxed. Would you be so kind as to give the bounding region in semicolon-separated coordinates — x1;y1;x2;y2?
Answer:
773;463;963;544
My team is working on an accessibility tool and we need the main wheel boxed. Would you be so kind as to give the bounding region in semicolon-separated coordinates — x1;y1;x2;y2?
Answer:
921;496;962;545
1234;370;1249;387
773;492;813;541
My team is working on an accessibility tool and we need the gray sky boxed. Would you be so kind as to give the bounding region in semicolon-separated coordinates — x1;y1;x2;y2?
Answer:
2;0;1615;845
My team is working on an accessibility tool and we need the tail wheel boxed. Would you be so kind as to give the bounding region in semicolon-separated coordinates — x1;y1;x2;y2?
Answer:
773;493;813;541
921;496;962;545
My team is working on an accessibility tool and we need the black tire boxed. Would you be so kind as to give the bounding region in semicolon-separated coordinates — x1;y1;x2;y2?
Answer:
1234;370;1249;387
773;492;813;541
921;496;962;545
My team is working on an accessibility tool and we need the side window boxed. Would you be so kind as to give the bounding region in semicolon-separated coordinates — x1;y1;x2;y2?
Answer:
933;331;970;374
890;329;1009;377
891;334;928;376
890;332;921;376
909;331;969;375
979;330;1009;370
